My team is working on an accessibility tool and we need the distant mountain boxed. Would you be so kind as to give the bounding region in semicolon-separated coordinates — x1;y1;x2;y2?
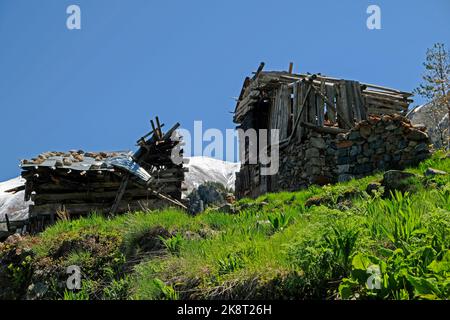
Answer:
0;157;240;228
182;156;241;195
408;98;449;148
0;177;31;231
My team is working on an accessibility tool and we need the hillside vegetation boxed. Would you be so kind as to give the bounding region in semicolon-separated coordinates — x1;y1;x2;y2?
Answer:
1;152;450;300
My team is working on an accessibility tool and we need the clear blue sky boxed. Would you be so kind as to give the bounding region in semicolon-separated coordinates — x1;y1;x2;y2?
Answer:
0;0;449;180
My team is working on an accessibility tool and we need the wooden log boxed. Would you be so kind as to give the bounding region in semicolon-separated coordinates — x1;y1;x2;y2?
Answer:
364;96;409;108
31;188;157;203
300;121;348;134
367;106;407;115
366;98;408;111
29;199;168;216
363;89;411;102
362;83;413;97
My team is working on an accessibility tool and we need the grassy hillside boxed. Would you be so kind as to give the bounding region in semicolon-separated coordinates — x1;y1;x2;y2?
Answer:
1;152;450;300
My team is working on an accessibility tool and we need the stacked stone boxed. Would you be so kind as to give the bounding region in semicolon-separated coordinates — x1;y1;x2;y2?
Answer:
278;132;336;189
277;114;431;189
334;114;430;182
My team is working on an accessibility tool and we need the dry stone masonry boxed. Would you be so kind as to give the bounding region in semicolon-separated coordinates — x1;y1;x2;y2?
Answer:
278;114;430;191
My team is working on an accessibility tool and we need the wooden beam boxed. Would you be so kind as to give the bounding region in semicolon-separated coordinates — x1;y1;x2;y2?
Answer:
288;62;294;74
300;121;348;134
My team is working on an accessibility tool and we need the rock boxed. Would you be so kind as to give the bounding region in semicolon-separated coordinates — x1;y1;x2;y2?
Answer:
218;203;236;214
407;129;429;141
184;231;201;240
414;143;428;152
354;163;372;175
382;170;417;192
305;196;324;207
425;168;448;176
311;175;331;185
349;131;361;140
26;282;49;300
359;125;372;139
366;182;382;194
337;164;350;174
338;174;354;182
337;156;350;165
350;145;361;157
305;148;320;158
336;140;353;149
385;124;397;131
4;233;23;244
225;193;236;204
310;137;326;149
368;135;378;142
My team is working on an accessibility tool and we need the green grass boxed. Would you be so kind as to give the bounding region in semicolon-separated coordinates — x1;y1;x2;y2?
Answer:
2;152;450;300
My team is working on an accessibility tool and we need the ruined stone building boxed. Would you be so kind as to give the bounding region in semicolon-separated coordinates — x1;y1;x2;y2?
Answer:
234;63;431;198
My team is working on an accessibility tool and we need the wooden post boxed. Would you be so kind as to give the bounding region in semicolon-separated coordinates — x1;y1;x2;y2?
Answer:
110;174;130;216
5;214;10;232
288;62;294;74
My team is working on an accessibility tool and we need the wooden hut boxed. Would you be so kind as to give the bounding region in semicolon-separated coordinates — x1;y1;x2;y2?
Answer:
20;118;187;232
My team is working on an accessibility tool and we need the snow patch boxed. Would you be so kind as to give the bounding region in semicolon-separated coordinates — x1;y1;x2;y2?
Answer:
183;156;240;195
0;177;32;231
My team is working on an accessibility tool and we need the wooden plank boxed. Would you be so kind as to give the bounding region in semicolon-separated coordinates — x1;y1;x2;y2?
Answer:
345;81;356;123
325;84;337;122
353;81;366;120
292;81;298;138
317;79;325;126
300;82;309;139
295;82;304;141
279;85;290;140
110;174;130;215
350;81;361;122
308;83;317;124
338;81;352;129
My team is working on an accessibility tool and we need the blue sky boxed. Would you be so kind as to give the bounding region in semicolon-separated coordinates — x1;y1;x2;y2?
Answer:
0;0;449;180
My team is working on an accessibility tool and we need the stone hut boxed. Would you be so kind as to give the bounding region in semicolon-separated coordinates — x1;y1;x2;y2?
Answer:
234;63;431;198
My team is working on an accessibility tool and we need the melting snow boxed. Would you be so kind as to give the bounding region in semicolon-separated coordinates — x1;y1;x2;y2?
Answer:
0;177;32;231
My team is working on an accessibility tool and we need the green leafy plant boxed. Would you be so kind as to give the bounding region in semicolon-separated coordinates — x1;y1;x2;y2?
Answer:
159;234;184;256
217;253;245;275
152;278;179;300
324;225;359;275
268;212;293;232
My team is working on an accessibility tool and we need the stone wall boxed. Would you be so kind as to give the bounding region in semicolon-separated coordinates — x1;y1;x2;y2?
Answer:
277;114;431;191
